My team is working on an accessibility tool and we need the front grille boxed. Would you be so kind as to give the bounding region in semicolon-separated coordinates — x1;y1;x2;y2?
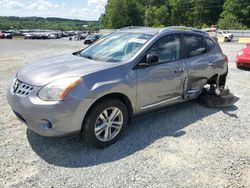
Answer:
13;79;34;97
240;63;250;68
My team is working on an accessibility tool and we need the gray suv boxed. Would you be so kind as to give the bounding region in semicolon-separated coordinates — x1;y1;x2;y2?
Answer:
7;26;228;148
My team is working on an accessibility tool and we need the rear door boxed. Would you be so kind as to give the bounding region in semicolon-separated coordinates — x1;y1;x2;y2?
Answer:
183;34;212;93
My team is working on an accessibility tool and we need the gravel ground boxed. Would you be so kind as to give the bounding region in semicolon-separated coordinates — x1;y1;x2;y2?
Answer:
0;39;249;188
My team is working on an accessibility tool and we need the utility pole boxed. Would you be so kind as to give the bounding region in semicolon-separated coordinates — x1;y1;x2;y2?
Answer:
145;4;149;27
200;0;205;27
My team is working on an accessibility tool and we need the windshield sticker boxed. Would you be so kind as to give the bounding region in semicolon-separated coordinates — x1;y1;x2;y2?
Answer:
128;38;147;44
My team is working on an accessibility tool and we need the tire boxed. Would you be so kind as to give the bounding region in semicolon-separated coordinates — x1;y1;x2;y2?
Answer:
82;99;128;148
219;74;227;88
198;92;234;108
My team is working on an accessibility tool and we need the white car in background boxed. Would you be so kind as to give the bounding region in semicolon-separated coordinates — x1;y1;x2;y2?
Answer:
202;28;217;38
217;30;234;42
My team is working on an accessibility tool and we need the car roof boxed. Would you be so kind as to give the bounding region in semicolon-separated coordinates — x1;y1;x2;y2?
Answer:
117;26;208;36
117;27;161;35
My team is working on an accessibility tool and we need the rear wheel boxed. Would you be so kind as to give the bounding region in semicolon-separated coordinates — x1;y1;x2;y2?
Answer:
83;99;128;148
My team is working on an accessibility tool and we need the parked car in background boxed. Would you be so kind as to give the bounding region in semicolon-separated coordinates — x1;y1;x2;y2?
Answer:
0;32;4;39
236;43;250;68
202;27;217;38
2;32;12;39
74;33;88;40
1;29;84;40
2;30;25;39
217;30;233;42
23;33;33;39
7;26;228;148
84;34;100;44
48;33;57;39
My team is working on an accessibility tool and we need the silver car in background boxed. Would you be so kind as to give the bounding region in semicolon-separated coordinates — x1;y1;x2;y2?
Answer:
7;26;228;148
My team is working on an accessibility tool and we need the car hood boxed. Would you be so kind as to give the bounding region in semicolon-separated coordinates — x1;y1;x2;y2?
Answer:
17;54;116;86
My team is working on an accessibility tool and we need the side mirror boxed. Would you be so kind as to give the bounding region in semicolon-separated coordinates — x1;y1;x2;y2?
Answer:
147;53;159;65
134;53;159;69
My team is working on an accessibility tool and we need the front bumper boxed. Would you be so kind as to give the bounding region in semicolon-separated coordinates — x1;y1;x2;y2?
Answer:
6;85;94;137
236;56;250;68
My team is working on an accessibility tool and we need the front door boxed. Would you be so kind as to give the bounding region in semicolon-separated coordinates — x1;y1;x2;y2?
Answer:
136;34;187;111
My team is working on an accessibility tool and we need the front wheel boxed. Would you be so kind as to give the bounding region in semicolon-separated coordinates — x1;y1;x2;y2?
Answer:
82;99;128;148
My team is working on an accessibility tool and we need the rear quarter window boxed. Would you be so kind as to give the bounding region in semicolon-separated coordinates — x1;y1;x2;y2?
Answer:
205;38;220;53
184;34;206;58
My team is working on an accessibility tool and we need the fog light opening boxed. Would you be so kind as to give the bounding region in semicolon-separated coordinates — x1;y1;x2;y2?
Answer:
39;120;52;130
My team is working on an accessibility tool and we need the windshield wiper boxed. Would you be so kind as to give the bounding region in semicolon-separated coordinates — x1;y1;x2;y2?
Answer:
81;54;104;62
81;55;93;59
72;50;82;56
85;56;93;59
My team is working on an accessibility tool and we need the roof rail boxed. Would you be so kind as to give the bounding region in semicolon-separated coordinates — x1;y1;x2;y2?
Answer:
159;26;208;36
118;26;151;30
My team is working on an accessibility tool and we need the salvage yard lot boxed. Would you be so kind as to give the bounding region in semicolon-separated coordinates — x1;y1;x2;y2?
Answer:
0;39;249;187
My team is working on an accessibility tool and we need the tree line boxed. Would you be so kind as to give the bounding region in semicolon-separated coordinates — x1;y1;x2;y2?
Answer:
0;16;100;31
100;0;250;29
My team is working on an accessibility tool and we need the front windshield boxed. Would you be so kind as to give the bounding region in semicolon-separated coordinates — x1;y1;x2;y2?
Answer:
80;32;153;62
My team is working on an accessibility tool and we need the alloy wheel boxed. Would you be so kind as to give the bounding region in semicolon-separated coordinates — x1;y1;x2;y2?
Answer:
94;107;123;142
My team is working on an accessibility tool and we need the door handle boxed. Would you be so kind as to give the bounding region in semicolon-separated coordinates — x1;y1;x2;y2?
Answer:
174;68;185;73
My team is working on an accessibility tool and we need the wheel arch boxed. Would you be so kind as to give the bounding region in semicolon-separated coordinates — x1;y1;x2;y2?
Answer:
206;74;218;85
82;93;134;130
206;72;227;87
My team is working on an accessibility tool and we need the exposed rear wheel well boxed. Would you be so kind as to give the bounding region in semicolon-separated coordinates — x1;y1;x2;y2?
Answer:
82;93;133;129
206;73;227;87
206;74;218;85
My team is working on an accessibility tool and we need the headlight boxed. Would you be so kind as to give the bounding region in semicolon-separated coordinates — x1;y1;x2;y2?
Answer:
9;77;17;93
238;50;244;56
38;77;82;101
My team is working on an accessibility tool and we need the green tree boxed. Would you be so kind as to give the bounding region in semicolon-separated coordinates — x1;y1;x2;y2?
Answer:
0;16;99;31
143;0;171;27
101;0;143;29
192;0;225;27
203;0;225;26
218;0;250;29
169;0;194;26
100;0;249;30
218;13;248;29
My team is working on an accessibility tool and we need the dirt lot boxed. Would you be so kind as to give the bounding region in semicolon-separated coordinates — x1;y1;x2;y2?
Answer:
0;39;249;188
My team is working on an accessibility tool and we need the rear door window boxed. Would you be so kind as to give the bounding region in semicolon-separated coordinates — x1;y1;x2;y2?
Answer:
184;34;206;58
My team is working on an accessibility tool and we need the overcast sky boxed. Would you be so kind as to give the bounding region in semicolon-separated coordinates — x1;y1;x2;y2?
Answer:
0;0;107;20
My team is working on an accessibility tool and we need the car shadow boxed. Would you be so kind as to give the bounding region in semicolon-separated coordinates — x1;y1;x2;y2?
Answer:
237;67;250;71
27;99;239;168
